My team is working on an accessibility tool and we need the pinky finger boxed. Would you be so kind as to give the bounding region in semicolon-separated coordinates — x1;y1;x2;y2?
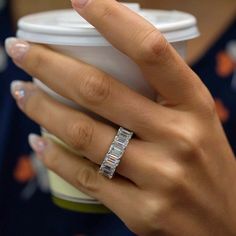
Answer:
28;134;140;224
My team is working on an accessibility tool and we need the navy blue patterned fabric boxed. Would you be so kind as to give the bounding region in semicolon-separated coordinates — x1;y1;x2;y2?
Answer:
192;18;236;153
0;2;134;236
0;1;235;235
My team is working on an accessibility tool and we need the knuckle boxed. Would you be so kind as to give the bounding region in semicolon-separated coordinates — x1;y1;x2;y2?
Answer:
179;135;198;156
195;85;217;118
23;85;41;113
129;196;177;235
145;203;161;231
66;120;94;151
100;4;116;21
75;165;98;192
28;51;46;76
166;169;188;197
202;95;217;117
155;162;188;197
174;129;203;161
137;30;169;64
43;148;59;170
139;198;168;235
79;73;111;105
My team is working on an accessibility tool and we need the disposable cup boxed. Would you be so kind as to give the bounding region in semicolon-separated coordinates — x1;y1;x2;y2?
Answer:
17;3;199;213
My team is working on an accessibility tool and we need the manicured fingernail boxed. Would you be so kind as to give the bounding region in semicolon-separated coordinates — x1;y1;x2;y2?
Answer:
5;37;29;61
28;134;48;155
10;80;26;107
71;0;90;9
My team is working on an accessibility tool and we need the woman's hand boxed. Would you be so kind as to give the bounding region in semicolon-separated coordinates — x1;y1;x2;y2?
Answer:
5;0;236;235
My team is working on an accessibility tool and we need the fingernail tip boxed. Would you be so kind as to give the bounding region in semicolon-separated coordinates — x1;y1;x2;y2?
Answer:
5;37;18;54
10;80;24;94
28;133;40;143
28;133;41;150
71;0;89;9
28;134;48;155
5;37;18;46
4;38;29;60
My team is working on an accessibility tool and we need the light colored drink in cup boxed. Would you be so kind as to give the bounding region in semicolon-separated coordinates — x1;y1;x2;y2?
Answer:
17;3;199;213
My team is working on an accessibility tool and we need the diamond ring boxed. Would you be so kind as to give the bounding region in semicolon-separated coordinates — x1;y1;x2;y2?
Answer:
99;127;133;179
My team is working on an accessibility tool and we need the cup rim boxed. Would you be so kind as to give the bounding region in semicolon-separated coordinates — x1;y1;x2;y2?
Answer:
17;8;200;46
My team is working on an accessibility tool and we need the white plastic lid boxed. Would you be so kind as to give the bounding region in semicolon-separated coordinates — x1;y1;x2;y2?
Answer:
17;3;199;46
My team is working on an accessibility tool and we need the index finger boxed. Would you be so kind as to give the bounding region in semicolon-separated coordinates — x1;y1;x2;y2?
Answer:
72;0;161;65
72;0;206;107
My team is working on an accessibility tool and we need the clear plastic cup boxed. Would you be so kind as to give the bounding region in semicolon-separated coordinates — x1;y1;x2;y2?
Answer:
17;3;199;213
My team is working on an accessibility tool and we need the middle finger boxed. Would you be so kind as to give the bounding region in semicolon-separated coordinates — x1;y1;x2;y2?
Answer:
72;0;203;106
6;40;168;138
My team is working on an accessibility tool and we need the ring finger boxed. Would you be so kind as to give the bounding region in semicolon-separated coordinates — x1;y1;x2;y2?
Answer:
11;80;146;182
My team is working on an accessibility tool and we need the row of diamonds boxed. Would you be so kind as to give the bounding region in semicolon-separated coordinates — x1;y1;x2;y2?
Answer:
109;143;123;158
100;164;114;178
100;128;133;178
115;128;133;146
103;152;118;168
120;127;133;137
103;128;133;169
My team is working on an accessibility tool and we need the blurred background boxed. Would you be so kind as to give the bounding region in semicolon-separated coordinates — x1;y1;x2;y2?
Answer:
11;0;236;63
1;0;235;235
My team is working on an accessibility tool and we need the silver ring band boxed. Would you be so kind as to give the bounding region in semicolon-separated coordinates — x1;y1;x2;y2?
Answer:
99;127;133;179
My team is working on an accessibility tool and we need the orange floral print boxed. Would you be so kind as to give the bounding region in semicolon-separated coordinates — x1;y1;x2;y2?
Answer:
14;155;36;183
216;51;234;77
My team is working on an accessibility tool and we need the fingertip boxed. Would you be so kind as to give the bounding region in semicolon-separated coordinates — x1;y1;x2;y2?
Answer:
4;37;30;62
5;37;17;56
10;80;25;98
28;133;48;156
71;0;90;10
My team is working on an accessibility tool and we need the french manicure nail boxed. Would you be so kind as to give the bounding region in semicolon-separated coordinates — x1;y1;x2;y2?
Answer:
5;37;30;61
71;0;89;9
28;134;48;155
10;80;26;101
